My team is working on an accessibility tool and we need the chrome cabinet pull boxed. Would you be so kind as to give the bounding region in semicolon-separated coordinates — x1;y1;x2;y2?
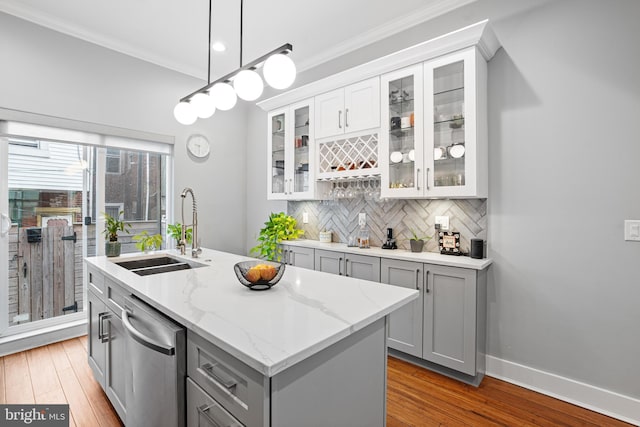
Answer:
200;362;237;390
197;404;222;427
290;250;295;266
338;257;343;275
99;312;111;343
426;168;430;190
338;110;343;129
416;168;421;191
345;108;349;127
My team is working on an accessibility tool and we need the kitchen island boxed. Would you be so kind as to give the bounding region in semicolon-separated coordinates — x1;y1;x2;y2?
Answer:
85;248;418;427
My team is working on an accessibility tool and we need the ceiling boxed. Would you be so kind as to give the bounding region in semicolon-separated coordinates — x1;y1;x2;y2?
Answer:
0;0;477;82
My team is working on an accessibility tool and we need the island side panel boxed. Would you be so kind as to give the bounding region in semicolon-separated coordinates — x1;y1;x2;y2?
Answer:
271;318;387;427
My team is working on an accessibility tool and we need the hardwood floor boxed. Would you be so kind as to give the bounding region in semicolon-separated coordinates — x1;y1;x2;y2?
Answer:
0;338;631;427
0;336;123;427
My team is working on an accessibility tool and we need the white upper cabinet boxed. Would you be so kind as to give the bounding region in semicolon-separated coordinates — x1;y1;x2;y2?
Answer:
380;47;488;198
315;77;380;140
424;48;487;198
268;99;323;200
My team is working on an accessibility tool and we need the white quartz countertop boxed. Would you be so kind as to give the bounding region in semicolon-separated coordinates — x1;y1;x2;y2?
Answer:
284;240;493;270
85;249;418;377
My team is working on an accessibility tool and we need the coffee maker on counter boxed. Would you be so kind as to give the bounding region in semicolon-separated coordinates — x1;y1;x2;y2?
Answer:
382;228;397;249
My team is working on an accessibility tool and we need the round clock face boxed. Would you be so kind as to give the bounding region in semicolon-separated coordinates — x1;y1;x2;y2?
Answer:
187;134;210;158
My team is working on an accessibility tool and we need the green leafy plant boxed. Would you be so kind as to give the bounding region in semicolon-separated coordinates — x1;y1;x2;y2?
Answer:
167;223;192;244
251;212;304;261
132;231;163;252
408;228;431;241
102;211;131;242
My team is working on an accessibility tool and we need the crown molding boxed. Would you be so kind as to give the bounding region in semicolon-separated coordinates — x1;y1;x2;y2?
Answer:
258;20;498;112
296;0;477;73
0;2;205;79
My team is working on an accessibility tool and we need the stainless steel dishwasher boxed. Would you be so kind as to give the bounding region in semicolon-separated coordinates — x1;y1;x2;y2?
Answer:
122;295;186;427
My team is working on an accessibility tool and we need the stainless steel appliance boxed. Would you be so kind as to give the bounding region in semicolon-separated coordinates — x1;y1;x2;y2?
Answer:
122;295;186;427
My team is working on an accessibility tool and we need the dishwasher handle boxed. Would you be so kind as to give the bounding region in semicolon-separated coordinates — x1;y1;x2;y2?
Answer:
122;309;175;356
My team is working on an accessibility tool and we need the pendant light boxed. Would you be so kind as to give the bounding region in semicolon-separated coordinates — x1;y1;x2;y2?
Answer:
174;0;297;125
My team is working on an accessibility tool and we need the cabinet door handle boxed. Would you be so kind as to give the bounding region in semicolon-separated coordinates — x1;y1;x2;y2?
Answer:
99;312;111;343
416;168;421;191
338;257;343;275
426;168;430;190
425;270;430;293
338;110;343;129
416;268;420;290
290;250;295;266
345;258;349;276
345;108;349;127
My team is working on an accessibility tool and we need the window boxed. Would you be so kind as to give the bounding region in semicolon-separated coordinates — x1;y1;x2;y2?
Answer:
7;137;50;157
104;203;124;219
106;148;121;174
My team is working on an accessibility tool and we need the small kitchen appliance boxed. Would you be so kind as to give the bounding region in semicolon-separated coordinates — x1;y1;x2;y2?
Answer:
381;228;397;249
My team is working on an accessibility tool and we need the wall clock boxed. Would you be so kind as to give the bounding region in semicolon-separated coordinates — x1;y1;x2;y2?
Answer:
186;134;210;158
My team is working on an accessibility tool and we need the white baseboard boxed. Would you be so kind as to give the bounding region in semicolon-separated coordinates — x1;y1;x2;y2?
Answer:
0;319;87;357
486;355;640;426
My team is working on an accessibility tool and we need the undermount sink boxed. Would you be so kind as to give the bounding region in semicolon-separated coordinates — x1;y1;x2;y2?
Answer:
115;255;204;276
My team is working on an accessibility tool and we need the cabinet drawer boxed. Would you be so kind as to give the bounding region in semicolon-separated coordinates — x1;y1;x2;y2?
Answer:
187;331;267;427
105;278;128;314
187;378;243;427
88;267;105;294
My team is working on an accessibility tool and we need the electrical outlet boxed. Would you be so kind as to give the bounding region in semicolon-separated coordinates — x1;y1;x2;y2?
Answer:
302;212;309;224
624;220;640;241
359;213;367;227
435;215;450;231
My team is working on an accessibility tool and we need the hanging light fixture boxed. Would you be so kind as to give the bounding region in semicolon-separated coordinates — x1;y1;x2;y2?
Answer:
174;0;296;125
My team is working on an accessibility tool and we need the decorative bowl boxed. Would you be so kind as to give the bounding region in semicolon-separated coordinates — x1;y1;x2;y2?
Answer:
233;260;285;291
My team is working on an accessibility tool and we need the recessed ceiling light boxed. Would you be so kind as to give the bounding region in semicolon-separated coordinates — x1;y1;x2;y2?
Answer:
211;41;226;52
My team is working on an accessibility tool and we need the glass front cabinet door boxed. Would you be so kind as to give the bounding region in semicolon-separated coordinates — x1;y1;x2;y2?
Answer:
380;64;424;198
267;99;316;200
424;47;488;198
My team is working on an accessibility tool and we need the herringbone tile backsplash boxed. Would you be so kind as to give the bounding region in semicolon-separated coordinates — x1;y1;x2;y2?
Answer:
288;198;487;253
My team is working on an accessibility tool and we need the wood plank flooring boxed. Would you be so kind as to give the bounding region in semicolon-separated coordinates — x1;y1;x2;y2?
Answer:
0;337;631;427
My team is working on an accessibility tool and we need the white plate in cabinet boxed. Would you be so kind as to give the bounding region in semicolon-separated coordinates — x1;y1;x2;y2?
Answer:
315;78;380;140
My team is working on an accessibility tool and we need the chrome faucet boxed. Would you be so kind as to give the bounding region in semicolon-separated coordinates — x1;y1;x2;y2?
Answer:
180;187;201;258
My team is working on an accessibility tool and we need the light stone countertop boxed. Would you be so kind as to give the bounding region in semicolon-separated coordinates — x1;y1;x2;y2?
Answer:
85;248;418;377
284;240;493;270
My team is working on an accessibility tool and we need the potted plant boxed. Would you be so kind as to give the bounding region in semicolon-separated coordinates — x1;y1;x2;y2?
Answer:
167;223;192;247
408;228;431;253
250;212;304;261
102;211;131;257
132;231;163;253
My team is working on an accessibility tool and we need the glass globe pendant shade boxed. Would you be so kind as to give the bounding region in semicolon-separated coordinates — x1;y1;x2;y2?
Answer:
233;69;264;101
209;82;237;111
173;101;197;125
190;92;216;118
263;54;296;89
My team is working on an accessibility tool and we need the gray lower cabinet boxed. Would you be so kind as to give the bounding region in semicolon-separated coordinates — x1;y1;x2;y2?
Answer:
423;264;481;376
315;249;380;281
381;259;423;358
187;379;243;427
87;268;127;423
282;245;315;269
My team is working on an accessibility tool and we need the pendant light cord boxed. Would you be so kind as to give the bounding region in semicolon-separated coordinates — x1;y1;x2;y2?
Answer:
207;0;212;84
240;0;244;67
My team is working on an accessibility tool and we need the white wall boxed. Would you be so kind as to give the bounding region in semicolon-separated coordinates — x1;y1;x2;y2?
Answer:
0;12;247;254
245;0;640;405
